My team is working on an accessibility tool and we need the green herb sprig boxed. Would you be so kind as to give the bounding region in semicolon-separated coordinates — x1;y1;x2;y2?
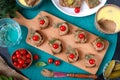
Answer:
0;0;20;18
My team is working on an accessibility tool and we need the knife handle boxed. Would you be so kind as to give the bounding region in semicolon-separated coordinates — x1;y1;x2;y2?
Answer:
67;74;97;79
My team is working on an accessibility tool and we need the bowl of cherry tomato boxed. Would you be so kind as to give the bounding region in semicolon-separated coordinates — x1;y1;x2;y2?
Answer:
11;48;33;69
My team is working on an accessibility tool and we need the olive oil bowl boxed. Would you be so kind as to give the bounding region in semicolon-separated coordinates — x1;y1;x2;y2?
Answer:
103;60;120;80
16;0;43;9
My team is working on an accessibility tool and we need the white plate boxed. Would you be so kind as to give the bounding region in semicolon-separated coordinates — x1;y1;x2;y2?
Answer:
51;0;107;17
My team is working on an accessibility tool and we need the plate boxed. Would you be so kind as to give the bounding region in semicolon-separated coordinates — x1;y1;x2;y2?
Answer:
51;0;107;17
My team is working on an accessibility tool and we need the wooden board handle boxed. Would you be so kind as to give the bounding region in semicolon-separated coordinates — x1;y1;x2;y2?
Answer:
13;12;40;30
13;12;29;27
67;74;97;79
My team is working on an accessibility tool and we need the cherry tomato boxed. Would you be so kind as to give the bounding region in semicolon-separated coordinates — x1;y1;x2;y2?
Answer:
17;58;21;62
16;54;21;58
96;42;103;48
12;55;17;60
22;55;27;60
69;53;75;59
33;54;39;60
53;43;59;49
79;34;85;39
74;7;80;13
59;25;66;31
89;59;95;65
15;50;20;55
26;59;31;63
23;64;27;68
17;64;22;69
20;49;27;54
40;20;45;25
48;58;53;64
13;62;18;66
55;60;60;66
21;55;27;60
26;54;31;58
32;35;39;41
19;60;24;65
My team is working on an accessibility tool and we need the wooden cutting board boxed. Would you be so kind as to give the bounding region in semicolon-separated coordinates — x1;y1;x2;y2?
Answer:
14;11;109;74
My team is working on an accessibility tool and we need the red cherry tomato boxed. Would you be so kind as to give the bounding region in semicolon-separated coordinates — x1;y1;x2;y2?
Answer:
69;53;75;59
96;42;103;48
17;64;22;69
59;25;66;31
19;60;24;65
53;43;59;49
16;54;21;58
48;58;53;64
13;62;18;66
32;35;39;41
15;50;20;55
74;7;80;13
12;55;17;60
55;60;61;66
79;34;85;39
26;59;31;63
26;54;31;59
89;59;95;65
22;55;27;60
17;58;21;62
20;49;27;54
23;64;27;68
33;54;39;60
40;20;45;25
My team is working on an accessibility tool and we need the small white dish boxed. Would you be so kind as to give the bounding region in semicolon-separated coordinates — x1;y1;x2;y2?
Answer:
51;0;107;17
103;60;120;80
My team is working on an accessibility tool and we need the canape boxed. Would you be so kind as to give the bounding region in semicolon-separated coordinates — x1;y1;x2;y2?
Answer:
92;37;105;51
39;16;49;29
74;29;87;43
85;0;100;9
53;22;69;36
59;0;82;8
48;38;63;54
66;46;79;63
29;30;44;46
85;54;96;68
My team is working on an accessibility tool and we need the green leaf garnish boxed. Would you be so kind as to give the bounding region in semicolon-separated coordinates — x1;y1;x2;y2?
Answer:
8;76;13;80
0;0;20;18
0;75;8;80
29;29;36;39
35;61;47;67
38;15;47;20
96;37;104;42
53;22;65;28
85;54;94;60
49;38;57;44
